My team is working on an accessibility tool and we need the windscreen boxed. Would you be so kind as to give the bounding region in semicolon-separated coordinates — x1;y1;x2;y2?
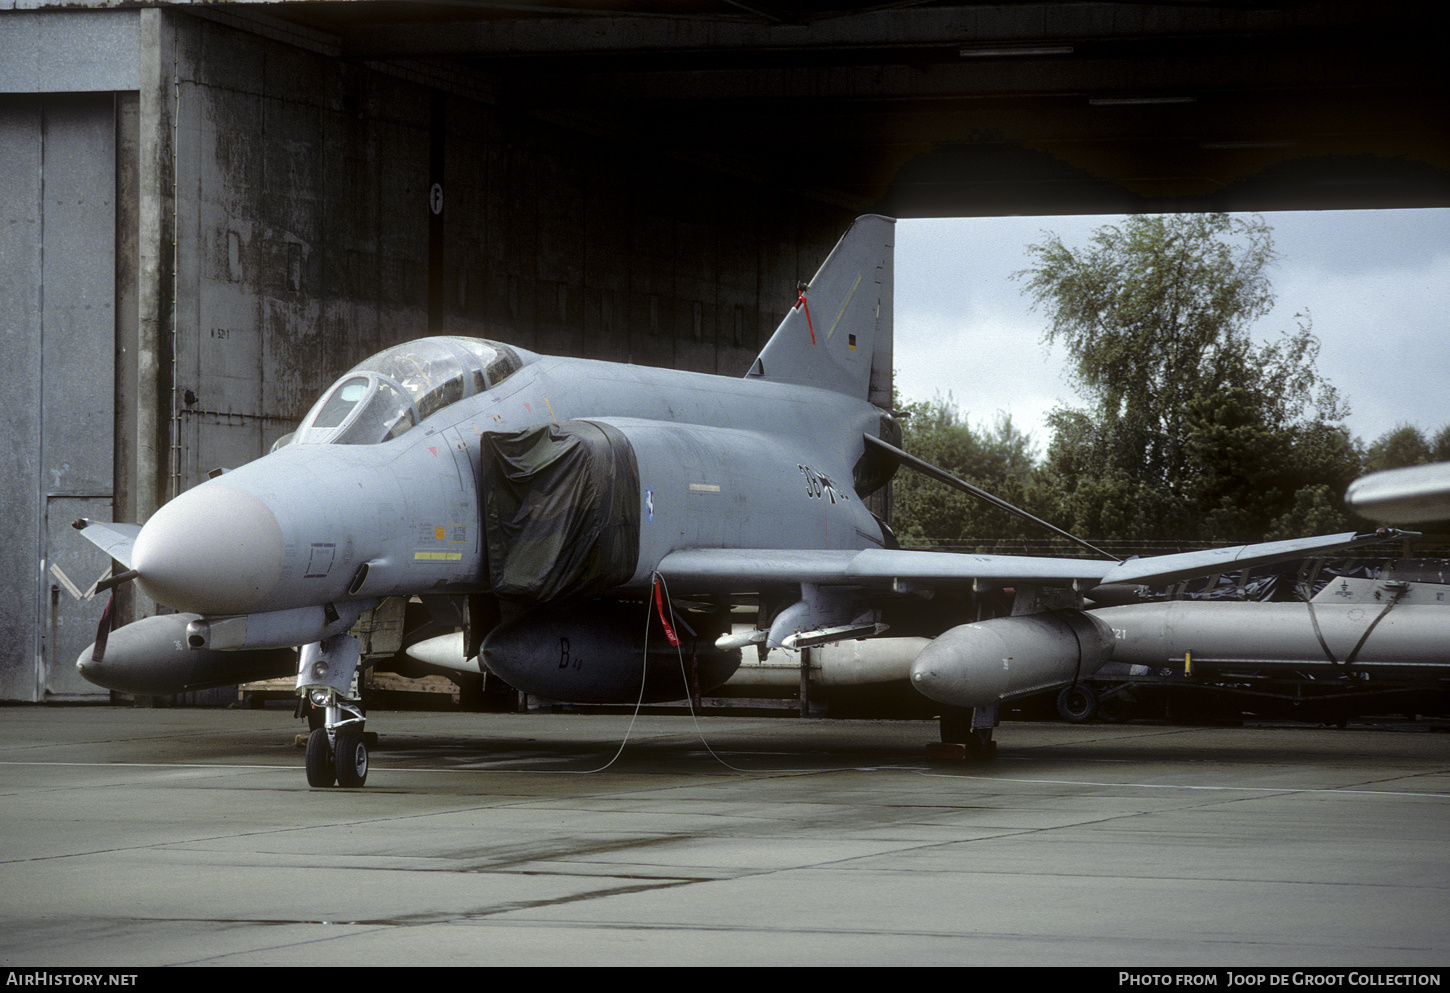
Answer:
291;337;527;445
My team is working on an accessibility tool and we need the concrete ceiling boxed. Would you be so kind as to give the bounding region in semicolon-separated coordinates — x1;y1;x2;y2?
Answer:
255;1;1450;215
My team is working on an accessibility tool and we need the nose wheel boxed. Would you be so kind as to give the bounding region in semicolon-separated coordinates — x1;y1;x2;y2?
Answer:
304;719;368;787
334;725;369;787
305;727;335;787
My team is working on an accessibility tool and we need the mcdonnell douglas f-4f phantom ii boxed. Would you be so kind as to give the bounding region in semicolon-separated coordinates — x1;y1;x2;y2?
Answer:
73;215;1406;786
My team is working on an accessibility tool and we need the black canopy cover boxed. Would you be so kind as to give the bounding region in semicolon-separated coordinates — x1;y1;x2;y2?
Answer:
480;420;641;605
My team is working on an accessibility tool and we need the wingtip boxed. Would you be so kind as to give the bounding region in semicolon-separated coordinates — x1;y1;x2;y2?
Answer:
1361;527;1421;542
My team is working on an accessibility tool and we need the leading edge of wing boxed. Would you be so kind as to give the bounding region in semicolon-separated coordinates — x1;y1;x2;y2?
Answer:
656;530;1409;593
1097;529;1409;587
655;547;1110;592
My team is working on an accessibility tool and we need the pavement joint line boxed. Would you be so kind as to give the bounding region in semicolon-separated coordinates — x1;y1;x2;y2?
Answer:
167;913;1442;950
6;760;1449;798
916;771;1450;798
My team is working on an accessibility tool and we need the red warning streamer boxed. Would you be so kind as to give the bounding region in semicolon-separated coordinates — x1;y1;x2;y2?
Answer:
797;291;815;345
653;577;680;647
91;592;114;663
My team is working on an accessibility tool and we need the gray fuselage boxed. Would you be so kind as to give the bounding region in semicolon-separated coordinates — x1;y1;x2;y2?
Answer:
130;353;890;621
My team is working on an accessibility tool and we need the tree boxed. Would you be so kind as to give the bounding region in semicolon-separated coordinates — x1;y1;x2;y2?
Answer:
1038;408;1181;540
1365;423;1433;472
1016;214;1352;542
1181;391;1361;541
1433;424;1450;463
894;395;1045;546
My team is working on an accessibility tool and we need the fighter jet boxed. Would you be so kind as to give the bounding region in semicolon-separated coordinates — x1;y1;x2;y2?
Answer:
74;215;1405;786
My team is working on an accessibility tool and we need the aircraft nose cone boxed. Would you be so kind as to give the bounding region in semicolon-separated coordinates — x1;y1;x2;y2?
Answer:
131;483;285;615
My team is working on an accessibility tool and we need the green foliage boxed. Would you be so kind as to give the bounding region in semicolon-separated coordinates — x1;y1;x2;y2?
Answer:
1179;392;1361;541
1434;425;1450;463
1265;484;1353;542
1180;388;1294;541
894;395;1045;546
1017;214;1273;485
1365;423;1433;472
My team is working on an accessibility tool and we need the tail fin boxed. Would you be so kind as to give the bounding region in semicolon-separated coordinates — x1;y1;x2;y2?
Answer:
746;214;894;404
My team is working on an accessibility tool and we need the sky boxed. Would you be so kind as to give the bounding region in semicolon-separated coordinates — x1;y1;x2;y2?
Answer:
893;208;1450;458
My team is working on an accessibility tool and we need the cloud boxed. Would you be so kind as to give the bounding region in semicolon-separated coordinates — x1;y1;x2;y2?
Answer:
1270;252;1450;443
894;306;1070;451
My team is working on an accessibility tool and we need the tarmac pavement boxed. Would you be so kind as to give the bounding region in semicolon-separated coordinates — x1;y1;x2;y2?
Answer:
0;706;1447;967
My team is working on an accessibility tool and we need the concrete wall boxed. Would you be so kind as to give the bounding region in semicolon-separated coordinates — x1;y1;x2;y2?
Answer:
0;7;857;700
157;10;849;489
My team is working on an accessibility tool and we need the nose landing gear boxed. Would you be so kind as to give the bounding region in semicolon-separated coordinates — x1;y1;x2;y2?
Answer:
298;634;368;787
303;700;368;787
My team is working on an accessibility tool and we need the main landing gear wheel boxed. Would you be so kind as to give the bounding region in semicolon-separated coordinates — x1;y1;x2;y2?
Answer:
334;725;369;788
939;709;998;761
305;727;335;787
1057;683;1098;723
965;729;997;760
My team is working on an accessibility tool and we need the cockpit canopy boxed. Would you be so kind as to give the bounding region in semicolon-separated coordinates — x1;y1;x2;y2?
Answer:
290;337;528;446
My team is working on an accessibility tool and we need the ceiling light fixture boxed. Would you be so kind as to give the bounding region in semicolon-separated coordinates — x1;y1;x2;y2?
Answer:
1089;96;1197;106
959;45;1074;58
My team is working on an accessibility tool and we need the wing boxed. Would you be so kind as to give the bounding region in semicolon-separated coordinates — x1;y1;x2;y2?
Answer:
658;530;1409;595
